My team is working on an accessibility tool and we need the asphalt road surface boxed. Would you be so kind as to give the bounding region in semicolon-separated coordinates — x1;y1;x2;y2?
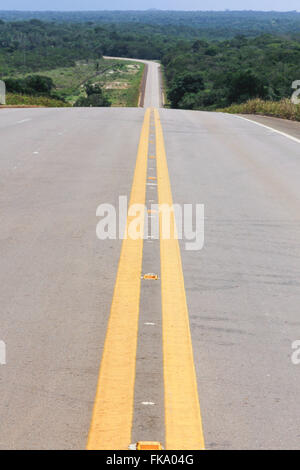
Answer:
103;56;162;108
0;59;300;450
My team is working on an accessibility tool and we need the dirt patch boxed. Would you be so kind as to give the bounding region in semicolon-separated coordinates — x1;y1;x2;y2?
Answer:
104;81;129;90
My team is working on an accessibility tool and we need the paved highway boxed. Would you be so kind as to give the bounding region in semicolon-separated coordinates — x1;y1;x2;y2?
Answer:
0;59;300;450
103;56;162;108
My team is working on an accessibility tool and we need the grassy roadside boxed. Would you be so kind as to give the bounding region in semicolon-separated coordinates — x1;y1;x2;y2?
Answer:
102;61;144;107
160;63;169;108
219;98;300;122
3;58;144;107
2;92;68;107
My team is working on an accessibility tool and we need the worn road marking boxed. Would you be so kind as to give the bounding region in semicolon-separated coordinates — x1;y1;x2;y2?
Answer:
87;109;150;450
154;108;205;450
16;118;31;124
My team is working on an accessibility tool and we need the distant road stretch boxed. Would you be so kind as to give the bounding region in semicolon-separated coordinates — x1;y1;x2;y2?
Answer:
103;56;162;108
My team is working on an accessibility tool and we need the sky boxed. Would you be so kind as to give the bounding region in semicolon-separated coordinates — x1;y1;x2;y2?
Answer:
0;1;299;12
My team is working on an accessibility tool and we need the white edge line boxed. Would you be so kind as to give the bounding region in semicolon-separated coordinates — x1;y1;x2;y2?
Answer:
229;114;300;145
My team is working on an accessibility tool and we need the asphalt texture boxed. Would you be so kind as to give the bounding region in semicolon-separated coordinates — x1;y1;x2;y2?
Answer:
1;61;300;449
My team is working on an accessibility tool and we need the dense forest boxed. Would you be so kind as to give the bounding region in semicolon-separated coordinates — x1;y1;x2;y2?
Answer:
0;20;172;74
163;35;300;109
0;10;300;111
1;10;300;38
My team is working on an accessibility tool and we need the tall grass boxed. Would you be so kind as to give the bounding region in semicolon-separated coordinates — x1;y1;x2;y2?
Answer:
125;63;145;107
4;93;68;107
104;62;145;107
219;98;300;122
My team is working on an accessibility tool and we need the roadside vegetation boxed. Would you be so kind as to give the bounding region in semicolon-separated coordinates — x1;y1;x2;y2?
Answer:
74;83;111;107
1;58;144;107
219;98;300;121
5;92;67;107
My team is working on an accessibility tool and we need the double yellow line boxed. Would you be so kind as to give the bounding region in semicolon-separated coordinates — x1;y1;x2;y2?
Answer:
87;108;205;450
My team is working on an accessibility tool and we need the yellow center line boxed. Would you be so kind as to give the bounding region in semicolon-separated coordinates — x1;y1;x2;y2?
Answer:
154;108;205;450
87;109;150;450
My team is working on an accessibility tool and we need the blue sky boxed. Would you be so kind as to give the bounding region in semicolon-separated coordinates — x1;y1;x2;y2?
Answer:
0;1;299;11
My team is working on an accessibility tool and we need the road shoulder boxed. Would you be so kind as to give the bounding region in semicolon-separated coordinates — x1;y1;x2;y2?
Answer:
239;114;300;141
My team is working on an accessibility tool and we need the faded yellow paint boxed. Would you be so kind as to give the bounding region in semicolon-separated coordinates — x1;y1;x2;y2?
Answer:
154;108;205;450
87;109;150;450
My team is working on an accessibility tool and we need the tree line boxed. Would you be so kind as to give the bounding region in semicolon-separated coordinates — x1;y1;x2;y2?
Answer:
1;10;300;38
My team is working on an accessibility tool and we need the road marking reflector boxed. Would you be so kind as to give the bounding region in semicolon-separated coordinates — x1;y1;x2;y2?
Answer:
143;273;159;280
137;442;164;450
129;442;164;450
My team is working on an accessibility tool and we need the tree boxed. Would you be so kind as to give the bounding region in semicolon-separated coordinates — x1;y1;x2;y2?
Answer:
74;83;111;107
25;75;54;94
168;72;205;109
226;70;268;104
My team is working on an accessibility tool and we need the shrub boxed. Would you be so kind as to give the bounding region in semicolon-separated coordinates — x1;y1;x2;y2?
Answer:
5;75;55;96
74;83;111;107
5;92;68;107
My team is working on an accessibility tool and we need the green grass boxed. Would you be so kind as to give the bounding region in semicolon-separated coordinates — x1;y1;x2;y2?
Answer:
5;92;68;107
160;64;169;108
219;98;300;122
8;58;145;107
93;60;145;107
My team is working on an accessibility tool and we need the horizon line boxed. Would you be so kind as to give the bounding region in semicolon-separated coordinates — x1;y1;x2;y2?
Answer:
0;9;299;13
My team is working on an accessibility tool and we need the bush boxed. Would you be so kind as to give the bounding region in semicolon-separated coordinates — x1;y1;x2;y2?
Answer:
168;72;205;109
226;70;268;104
74;83;111;107
5;75;55;96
